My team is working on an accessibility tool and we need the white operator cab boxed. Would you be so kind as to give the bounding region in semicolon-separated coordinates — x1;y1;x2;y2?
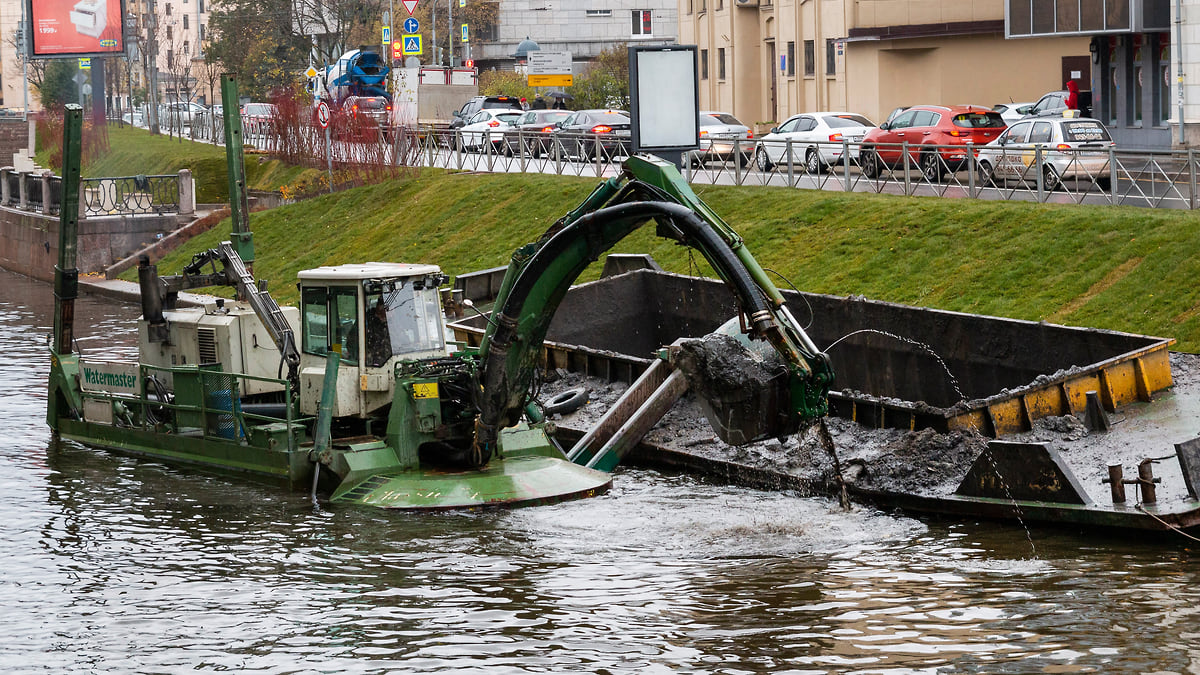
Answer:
297;262;450;417
70;0;109;39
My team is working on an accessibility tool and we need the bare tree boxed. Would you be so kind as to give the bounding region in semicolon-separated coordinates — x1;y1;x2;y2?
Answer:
5;27;46;97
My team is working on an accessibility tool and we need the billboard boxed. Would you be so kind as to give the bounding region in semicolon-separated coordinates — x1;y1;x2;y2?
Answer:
28;0;126;59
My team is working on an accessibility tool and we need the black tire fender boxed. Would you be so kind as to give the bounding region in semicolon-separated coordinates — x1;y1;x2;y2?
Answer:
543;387;589;415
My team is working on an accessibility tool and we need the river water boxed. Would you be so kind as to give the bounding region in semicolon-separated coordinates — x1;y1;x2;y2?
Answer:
2;268;1199;674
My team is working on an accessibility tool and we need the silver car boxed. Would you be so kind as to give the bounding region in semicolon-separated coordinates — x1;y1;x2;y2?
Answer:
688;111;753;166
976;116;1113;190
754;112;876;173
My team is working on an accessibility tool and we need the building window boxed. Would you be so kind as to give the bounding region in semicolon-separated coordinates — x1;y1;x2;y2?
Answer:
166;2;172;14
199;23;205;42
787;41;795;76
632;10;652;36
183;40;189;55
1155;34;1169;126
826;39;836;75
199;0;204;11
717;0;723;9
717;47;726;80
586;9;611;16
687;0;692;15
700;49;708;79
167;25;173;40
803;40;814;77
167;49;174;69
183;14;188;29
1128;38;1143;126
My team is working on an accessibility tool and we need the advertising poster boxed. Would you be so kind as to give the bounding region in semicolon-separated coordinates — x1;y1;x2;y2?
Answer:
29;0;125;58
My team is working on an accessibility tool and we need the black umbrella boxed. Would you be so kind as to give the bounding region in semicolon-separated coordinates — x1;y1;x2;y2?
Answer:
545;91;574;100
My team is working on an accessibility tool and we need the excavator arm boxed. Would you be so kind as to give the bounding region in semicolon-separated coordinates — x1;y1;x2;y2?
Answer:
468;155;834;466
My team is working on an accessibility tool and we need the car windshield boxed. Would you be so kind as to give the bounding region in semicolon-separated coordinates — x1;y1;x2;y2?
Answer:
1062;121;1111;142
538;112;571;124
825;114;874;128
952;112;1006;128
245;104;274;115
701;113;743;126
355;98;387;109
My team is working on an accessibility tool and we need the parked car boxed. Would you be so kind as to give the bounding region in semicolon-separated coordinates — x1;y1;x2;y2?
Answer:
859;105;1007;181
754;111;876;173
976;116;1113;190
501;109;573;157
1025;89;1092;118
455;108;523;151
162;101;206;125
553;109;632;159
241;103;278;134
344;96;391;126
689;111;753;166
994;102;1035;124
450;95;524;130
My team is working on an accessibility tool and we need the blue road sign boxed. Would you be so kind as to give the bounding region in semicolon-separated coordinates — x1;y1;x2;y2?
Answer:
402;34;423;55
403;17;419;33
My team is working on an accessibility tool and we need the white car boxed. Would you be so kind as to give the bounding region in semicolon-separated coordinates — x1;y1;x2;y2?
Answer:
976;116;1114;190
754;112;876;173
456;109;523;152
688;111;753;166
994;102;1035;124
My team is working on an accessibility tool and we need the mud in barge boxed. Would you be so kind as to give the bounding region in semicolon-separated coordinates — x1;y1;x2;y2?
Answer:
452;265;1200;535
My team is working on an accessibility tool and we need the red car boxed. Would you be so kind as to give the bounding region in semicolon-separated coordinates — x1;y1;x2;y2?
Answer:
859;105;1007;181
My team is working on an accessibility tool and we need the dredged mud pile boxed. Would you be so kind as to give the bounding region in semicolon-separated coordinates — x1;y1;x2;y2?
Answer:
537;352;1200;500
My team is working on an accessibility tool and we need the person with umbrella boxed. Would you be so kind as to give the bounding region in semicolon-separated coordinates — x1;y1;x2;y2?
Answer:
547;90;572;110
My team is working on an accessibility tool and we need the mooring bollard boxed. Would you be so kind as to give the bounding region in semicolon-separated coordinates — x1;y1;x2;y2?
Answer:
1104;464;1126;503
1137;458;1160;504
1103;460;1162;504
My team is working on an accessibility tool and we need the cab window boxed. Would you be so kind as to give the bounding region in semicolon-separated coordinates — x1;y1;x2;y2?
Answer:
1029;121;1054;144
1003;121;1032;144
301;286;359;365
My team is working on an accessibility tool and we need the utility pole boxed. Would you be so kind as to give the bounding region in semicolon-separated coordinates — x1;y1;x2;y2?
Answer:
18;3;29;121
448;0;452;67
147;0;160;134
432;0;437;66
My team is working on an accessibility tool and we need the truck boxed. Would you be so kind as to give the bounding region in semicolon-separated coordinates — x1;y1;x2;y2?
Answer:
390;66;479;130
46;93;836;511
309;48;395;136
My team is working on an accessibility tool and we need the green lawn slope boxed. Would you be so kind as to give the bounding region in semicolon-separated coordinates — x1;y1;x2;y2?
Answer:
145;168;1200;352
54;126;320;204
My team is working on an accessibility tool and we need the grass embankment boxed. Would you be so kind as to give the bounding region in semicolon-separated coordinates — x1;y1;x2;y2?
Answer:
50;126;319;204
142;169;1200;352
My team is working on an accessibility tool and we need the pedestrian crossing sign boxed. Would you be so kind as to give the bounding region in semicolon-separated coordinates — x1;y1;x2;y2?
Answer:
402;34;423;55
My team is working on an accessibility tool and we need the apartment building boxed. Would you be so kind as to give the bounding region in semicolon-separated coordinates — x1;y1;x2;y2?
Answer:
475;0;679;71
680;0;1088;132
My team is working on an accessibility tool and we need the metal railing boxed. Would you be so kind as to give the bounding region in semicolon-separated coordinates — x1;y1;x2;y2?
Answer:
80;175;182;216
0;167;190;218
77;362;305;445
117;112;1200;210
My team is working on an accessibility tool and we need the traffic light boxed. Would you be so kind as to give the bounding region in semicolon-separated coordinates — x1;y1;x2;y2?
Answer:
464;59;474;69
391;40;402;61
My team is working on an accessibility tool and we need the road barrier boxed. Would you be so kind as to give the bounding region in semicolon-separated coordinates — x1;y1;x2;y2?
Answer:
118;115;1200;210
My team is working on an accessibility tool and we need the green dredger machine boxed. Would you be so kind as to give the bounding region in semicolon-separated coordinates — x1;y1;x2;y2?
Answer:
47;80;835;509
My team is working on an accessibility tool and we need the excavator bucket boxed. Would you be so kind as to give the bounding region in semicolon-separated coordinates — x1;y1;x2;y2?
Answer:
670;333;801;445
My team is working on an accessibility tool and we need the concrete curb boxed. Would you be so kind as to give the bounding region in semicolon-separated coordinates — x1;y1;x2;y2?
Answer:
80;275;217;309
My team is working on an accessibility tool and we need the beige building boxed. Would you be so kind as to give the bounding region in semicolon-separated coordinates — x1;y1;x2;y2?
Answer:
680;0;1090;130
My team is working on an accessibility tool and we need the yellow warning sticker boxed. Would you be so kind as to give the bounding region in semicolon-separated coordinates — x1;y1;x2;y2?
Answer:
411;382;439;399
